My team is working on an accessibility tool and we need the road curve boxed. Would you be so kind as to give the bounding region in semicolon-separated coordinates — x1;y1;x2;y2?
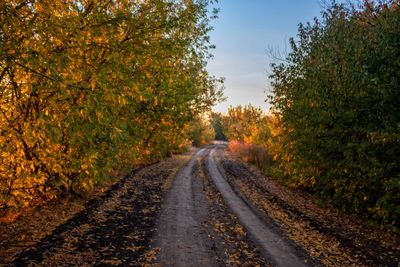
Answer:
205;145;310;267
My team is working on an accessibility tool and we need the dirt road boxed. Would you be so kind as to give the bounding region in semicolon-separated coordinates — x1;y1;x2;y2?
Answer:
155;145;312;266
4;143;399;266
154;149;217;267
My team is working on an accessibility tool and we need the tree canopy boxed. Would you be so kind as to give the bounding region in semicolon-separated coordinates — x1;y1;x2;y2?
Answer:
0;0;223;210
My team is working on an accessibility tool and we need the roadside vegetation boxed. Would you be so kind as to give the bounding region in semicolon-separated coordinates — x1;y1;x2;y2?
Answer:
0;0;222;216
218;1;399;230
215;105;276;176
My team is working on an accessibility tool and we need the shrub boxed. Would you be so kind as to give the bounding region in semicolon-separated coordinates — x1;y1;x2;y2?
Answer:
269;1;400;226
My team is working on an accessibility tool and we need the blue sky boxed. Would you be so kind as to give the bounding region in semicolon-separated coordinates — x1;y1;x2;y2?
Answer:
207;0;327;113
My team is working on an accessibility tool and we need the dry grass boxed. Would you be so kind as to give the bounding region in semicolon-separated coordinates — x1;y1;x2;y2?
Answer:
228;141;274;174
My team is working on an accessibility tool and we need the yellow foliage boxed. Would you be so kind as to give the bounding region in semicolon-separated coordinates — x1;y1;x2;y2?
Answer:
0;0;223;211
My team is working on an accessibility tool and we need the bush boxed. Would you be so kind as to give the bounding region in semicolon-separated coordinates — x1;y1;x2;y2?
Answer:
269;1;400;227
228;141;279;178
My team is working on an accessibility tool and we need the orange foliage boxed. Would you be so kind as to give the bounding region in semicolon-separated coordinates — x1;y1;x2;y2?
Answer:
228;141;273;169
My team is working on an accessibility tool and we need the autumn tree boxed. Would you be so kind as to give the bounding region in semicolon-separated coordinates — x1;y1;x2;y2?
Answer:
0;0;223;210
222;105;270;145
219;105;273;170
189;112;215;147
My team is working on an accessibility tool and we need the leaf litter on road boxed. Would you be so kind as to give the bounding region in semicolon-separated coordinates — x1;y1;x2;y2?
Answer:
2;153;191;266
220;147;400;267
197;156;270;267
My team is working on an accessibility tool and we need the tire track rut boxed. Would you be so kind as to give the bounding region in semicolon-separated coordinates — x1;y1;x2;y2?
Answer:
204;145;313;267
154;149;218;267
155;145;315;267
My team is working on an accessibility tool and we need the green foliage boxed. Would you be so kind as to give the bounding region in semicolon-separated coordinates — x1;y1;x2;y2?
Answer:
211;112;227;141
189;113;215;147
269;1;400;226
0;0;223;210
